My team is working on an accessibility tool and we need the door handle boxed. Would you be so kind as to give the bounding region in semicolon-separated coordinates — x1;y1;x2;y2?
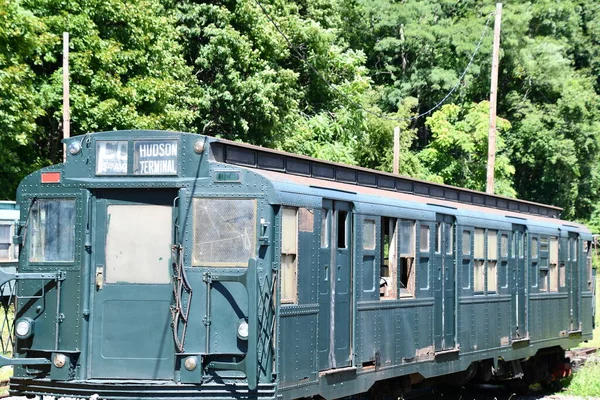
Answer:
95;267;104;290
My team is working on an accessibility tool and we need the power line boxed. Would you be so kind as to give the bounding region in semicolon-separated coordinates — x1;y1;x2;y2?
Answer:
251;0;494;122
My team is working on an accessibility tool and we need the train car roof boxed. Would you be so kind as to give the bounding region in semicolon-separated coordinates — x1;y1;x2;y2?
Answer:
208;135;562;219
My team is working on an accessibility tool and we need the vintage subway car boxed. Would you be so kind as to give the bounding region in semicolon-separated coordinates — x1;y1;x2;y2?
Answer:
0;130;595;399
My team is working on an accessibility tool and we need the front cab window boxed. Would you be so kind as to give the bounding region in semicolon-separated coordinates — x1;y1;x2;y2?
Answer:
29;199;76;262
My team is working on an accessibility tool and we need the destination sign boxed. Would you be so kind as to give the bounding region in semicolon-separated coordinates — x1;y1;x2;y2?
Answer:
133;140;178;175
96;140;128;175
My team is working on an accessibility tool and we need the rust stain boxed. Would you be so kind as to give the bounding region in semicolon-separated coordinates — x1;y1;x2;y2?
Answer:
415;345;434;361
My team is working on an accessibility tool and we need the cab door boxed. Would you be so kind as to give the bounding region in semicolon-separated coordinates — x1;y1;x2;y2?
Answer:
90;190;176;379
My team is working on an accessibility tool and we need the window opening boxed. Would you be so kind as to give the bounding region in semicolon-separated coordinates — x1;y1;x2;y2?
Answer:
380;217;397;299
299;208;314;232
281;207;298;304
192;198;256;266
462;230;471;256
539;258;548;292
474;228;485;292
321;209;329;248
501;234;508;258
363;219;376;250
445;223;453;255
0;225;13;261
337;211;348;249
518;232;524;258
531;237;538;259
399;220;415;297
106;204;171;284
435;222;441;253
487;230;498;292
549;237;558;292
30;199;76;262
540;237;549;252
420;224;430;252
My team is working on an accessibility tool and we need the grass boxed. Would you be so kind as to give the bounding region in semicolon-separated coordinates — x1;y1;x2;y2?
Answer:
556;277;600;398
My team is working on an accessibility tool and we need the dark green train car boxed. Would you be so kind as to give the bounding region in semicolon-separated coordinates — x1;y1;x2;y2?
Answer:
0;130;595;399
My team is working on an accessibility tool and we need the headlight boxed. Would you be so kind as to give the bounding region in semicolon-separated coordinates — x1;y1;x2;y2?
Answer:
53;353;67;368
15;318;34;339
68;140;82;155
237;320;249;340
184;356;198;371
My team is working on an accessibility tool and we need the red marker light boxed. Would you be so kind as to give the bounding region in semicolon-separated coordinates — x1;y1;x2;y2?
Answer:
41;172;61;183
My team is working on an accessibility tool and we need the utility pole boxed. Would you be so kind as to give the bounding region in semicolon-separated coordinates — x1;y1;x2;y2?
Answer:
393;126;400;175
486;3;502;194
63;32;70;163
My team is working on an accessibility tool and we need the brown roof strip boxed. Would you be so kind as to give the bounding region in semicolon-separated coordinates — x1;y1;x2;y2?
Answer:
209;137;562;218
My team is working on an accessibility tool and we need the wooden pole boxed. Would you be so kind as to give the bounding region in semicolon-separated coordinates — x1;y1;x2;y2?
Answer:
62;32;70;163
486;3;502;194
393;126;400;175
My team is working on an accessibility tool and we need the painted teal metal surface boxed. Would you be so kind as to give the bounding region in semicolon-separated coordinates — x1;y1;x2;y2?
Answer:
2;130;594;400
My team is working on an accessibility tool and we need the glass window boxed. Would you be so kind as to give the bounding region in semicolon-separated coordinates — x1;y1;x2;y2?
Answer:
531;237;538;258
488;230;498;260
435;222;441;253
445;223;453;255
474;228;485;259
281;207;298;304
501;234;508;257
539;269;548;292
321;209;329;248
539;237;549;252
399;220;415;256
96;140;128;175
0;225;11;261
518;233;524;258
30;199;76;262
571;239;577;261
462;230;471;256
363;219;376;250
192;198;256;266
105;204;171;284
419;225;430;252
549;263;558;292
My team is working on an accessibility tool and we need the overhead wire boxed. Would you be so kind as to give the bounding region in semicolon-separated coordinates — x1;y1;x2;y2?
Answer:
251;0;495;122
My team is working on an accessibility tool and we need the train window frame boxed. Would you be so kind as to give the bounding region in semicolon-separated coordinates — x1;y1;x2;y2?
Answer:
0;224;15;262
487;230;498;293
363;219;376;250
531;237;538;259
192;198;257;267
337;210;348;250
380;217;398;300
399;219;416;298
281;207;298;304
549;237;559;292
419;224;430;252
462;230;471;256
29;198;77;263
473;228;485;293
321;209;329;249
501;234;509;258
539;257;549;292
586;241;592;291
435;222;441;254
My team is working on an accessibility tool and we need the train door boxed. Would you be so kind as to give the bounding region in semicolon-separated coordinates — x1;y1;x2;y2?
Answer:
90;190;176;379
511;224;528;340
567;233;581;332
433;214;456;352
317;200;352;370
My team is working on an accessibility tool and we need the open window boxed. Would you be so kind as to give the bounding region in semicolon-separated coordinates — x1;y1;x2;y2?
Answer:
399;220;415;297
380;217;397;299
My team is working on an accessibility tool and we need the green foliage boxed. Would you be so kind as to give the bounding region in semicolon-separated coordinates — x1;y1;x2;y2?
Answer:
419;101;515;197
2;0;600;225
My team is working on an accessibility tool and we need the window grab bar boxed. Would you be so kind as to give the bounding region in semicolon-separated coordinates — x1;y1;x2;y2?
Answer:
204;258;259;390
